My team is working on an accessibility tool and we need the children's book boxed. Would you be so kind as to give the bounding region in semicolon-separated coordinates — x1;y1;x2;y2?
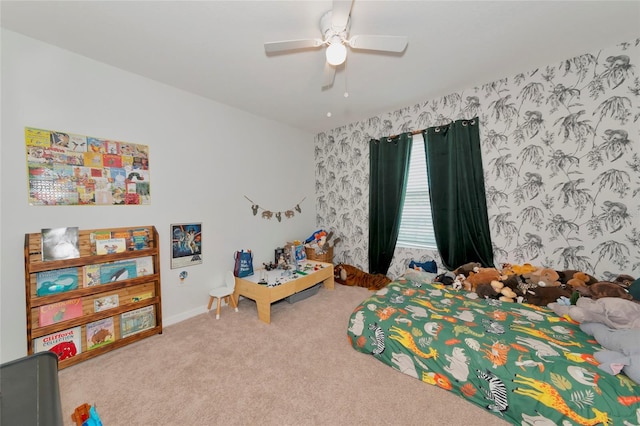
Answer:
41;227;80;261
111;230;133;251
39;298;83;326
94;294;119;313
120;306;155;338
131;228;150;250
131;292;153;303
33;326;82;361
96;237;127;255
36;267;79;296
86;317;115;350
83;264;102;287
90;230;112;255
135;256;154;277
99;260;137;284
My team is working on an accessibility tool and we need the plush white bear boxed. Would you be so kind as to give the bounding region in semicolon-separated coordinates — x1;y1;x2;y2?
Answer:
580;322;640;385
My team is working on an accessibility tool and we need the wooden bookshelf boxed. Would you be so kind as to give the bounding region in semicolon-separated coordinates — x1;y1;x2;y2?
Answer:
24;226;162;369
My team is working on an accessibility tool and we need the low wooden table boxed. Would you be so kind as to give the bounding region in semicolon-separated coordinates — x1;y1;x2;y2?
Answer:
234;261;334;323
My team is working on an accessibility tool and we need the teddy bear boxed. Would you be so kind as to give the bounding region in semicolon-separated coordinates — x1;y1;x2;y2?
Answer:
464;267;503;292
580;322;640;385
523;267;561;288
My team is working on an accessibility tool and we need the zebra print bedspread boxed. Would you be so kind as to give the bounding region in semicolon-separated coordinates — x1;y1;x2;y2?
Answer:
347;274;639;425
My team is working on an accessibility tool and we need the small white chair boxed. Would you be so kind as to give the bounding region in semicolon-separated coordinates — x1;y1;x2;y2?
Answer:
207;271;239;319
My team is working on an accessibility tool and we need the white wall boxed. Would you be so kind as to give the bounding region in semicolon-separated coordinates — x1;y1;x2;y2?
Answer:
0;30;317;363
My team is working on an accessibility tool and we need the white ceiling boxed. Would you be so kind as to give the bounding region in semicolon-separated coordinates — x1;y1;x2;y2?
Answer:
2;1;639;134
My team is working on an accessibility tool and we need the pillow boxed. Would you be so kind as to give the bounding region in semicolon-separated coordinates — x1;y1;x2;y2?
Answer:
408;259;437;273
629;278;640;301
403;268;438;285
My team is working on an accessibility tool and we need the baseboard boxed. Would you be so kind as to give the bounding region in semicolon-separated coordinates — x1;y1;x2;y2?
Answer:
162;297;246;327
163;306;207;327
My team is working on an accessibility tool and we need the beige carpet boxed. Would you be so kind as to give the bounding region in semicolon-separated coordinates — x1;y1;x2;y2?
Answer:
58;283;509;426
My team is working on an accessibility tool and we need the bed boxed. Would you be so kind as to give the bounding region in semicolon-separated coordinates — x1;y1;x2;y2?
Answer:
346;269;639;425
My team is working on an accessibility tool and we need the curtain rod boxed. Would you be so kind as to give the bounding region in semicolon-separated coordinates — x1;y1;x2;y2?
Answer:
386;118;475;139
386;129;424;140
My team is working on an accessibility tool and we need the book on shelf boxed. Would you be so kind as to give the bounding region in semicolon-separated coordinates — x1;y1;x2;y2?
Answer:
111;230;133;251
135;256;154;277
33;326;82;361
38;298;83;326
99;260;137;284
131;228;150;250
130;291;153;303
90;230;112;255
83;264;102;287
86;317;115;350
36;267;79;296
93;294;119;313
95;237;127;255
120;306;155;338
41;227;80;261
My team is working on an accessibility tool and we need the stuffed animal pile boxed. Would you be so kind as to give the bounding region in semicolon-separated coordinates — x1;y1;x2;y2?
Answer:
446;261;639;307
445;261;640;384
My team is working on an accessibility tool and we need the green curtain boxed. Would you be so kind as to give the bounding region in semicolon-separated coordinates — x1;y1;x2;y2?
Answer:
368;133;412;275
422;118;494;270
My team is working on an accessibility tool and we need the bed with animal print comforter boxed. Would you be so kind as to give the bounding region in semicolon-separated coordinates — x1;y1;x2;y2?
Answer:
346;271;639;425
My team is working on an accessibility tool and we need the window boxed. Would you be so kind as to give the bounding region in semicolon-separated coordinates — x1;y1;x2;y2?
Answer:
397;133;437;249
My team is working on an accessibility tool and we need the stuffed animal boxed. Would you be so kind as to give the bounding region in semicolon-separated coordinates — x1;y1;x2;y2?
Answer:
565;271;596;289
548;297;640;329
613;274;636;289
464;268;503;292
434;272;455;286
578;281;634;300
558;270;598;287
580;322;640;385
523;268;561;288
475;283;499;300
334;264;391;290
501;263;537;276
524;286;572;307
453;262;481;277
490;280;517;302
452;274;466;290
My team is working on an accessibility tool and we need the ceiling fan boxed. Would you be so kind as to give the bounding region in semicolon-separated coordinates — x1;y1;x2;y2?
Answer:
264;0;408;89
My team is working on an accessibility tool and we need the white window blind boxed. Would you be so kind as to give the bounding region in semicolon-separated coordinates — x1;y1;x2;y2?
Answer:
397;133;437;249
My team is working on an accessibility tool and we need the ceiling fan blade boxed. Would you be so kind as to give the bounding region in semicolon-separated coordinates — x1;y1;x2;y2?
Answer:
331;0;354;30
264;39;323;53
348;35;408;53
322;62;336;88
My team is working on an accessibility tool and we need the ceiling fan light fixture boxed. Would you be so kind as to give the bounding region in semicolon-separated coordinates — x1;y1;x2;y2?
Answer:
326;40;347;66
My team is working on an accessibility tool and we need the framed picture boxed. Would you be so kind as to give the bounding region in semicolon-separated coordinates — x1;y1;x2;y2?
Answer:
170;223;202;269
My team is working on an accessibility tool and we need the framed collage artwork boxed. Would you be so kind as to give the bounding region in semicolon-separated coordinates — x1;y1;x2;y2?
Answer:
25;127;151;206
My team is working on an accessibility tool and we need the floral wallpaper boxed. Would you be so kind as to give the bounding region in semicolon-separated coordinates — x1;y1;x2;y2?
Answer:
314;38;640;280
